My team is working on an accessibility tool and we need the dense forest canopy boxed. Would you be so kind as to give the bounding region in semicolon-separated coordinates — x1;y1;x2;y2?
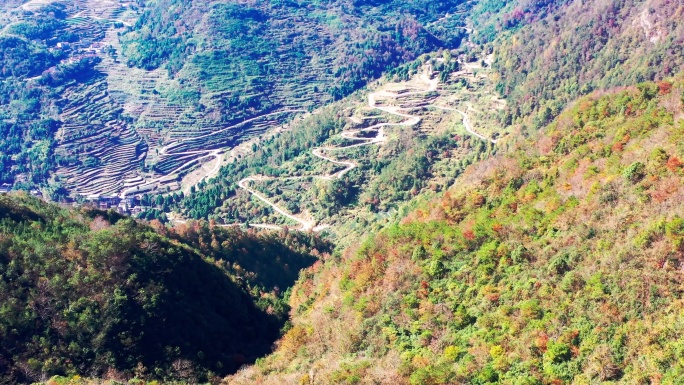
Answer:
0;194;328;383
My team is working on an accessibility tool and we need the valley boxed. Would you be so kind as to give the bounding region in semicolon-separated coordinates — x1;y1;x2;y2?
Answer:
2;0;684;384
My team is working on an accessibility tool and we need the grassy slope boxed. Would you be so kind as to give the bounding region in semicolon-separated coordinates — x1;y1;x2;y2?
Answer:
227;78;684;384
0;194;328;383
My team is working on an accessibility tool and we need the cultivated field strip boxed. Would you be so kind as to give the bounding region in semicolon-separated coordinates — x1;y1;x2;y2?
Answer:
39;0;307;196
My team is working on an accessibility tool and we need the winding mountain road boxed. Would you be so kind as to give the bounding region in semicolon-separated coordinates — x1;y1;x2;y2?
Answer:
433;105;497;144
235;66;495;231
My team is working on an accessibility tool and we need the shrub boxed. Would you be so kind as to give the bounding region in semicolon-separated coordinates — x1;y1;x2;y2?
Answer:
544;343;572;364
560;271;584;292
443;346;461;361
549;254;570;275
520;300;543;320
622;162;646;183
648;148;668;173
412;245;427;261
510;245;529;263
514;377;542;385
666;217;684;251
666;156;683;172
473;365;499;384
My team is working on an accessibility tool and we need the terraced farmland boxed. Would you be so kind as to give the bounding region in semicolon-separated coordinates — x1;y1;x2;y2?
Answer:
54;75;147;196
1;0;472;198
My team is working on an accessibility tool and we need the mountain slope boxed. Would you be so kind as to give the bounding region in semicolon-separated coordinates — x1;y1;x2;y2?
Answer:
2;1;684;384
171;50;504;242
227;78;684;384
472;0;684;129
114;0;471;198
0;194;327;383
0;0;471;198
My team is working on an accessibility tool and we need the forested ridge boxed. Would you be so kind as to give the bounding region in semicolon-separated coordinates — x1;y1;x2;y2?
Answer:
0;193;328;383
471;0;684;130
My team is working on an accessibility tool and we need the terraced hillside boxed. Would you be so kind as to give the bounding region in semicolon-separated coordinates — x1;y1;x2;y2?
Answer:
111;0;474;198
0;0;143;196
0;0;473;199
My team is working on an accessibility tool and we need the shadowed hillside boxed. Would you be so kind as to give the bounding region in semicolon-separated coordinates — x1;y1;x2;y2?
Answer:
0;194;328;383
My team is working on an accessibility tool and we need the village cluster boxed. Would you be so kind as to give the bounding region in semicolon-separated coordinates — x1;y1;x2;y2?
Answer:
0;183;149;217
